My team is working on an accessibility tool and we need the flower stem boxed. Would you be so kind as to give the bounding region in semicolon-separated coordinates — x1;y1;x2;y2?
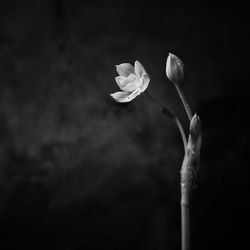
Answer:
174;84;193;121
181;115;202;250
143;91;187;154
181;185;190;250
173;84;192;250
181;153;191;250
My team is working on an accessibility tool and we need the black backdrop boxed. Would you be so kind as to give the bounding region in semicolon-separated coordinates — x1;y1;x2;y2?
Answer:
0;1;249;249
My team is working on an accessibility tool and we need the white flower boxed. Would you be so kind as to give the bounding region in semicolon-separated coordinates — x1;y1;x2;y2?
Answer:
166;53;184;84
110;60;150;103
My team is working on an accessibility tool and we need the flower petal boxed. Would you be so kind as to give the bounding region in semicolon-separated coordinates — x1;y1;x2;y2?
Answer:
134;60;147;77
116;63;135;77
115;76;127;88
128;88;142;100
116;74;140;92
140;73;150;92
110;91;133;103
121;74;142;92
110;88;142;103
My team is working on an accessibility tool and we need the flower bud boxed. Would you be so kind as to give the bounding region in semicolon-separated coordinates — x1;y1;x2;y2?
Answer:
190;113;201;138
183;113;202;190
166;53;184;84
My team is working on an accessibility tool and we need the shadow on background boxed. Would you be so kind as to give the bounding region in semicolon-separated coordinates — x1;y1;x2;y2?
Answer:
0;1;249;249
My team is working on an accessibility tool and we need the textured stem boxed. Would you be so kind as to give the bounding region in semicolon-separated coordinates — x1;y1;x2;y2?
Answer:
143;91;187;154
180;114;202;250
174;84;193;121
181;153;191;250
174;83;192;250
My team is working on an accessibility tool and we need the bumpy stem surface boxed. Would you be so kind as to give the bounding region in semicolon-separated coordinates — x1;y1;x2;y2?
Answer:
174;83;194;250
181;152;191;250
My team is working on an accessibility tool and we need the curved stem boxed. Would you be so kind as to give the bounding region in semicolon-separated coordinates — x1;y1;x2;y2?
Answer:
175;84;193;121
174;117;187;155
143;91;187;154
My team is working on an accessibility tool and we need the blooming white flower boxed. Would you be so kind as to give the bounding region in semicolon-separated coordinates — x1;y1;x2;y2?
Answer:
110;60;150;103
166;53;184;84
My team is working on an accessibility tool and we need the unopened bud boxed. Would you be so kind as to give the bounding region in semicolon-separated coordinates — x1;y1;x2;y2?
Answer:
190;114;201;136
184;113;202;190
166;53;184;84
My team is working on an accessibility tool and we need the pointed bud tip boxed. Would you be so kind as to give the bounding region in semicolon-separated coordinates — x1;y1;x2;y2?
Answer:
190;113;201;136
192;113;198;119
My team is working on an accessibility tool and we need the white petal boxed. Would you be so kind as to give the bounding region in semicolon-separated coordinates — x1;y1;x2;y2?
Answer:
116;63;135;77
110;91;133;103
116;74;140;92
128;88;142;100
134;60;147;77
110;88;142;103
140;73;150;92
115;76;127;89
121;74;141;92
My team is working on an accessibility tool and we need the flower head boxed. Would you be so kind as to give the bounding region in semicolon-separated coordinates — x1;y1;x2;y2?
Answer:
166;53;184;84
110;61;150;103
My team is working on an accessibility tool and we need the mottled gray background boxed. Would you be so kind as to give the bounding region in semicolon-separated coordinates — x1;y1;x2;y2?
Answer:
0;1;249;249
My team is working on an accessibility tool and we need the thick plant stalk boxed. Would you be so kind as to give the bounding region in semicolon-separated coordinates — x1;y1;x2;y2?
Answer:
174;83;201;250
181;187;190;250
181;114;202;250
171;79;199;250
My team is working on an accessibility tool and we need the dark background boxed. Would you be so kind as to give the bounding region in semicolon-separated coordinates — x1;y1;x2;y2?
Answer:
0;1;249;249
